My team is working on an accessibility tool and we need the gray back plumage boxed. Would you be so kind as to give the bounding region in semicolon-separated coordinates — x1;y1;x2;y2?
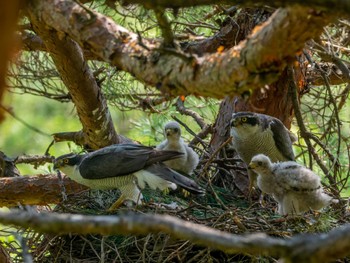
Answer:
79;144;183;179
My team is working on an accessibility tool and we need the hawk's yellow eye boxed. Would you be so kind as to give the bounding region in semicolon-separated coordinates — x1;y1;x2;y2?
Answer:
63;159;69;164
241;117;247;122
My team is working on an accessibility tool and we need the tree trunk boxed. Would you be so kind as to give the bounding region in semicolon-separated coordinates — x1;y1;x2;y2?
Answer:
209;10;307;194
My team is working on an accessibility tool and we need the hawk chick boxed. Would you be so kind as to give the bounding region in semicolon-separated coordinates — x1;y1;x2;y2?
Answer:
157;121;199;175
249;154;334;215
54;144;204;208
230;112;295;193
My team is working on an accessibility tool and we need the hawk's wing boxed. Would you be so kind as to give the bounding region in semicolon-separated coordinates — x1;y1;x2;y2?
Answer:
145;164;205;195
79;144;182;179
269;118;295;161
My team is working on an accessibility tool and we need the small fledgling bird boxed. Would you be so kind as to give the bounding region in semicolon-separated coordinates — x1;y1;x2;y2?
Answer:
157;121;199;175
230;112;296;194
54;144;204;209
248;154;334;215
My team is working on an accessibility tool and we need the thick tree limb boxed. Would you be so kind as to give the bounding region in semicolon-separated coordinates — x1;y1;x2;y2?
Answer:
0;210;349;262
123;0;350;15
27;9;119;149
0;175;87;207
27;0;333;98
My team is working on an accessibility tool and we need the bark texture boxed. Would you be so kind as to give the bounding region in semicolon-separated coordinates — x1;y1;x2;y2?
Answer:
27;10;119;149
0;210;350;262
27;0;333;98
0;175;87;207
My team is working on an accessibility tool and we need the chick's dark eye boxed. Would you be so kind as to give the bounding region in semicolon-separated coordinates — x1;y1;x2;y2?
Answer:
258;161;263;166
174;128;179;132
241;117;247;122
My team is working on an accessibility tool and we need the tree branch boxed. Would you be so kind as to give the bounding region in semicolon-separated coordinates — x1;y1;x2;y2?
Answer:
0;210;350;262
288;65;339;195
27;10;119;149
26;0;334;98
0;175;88;207
123;0;350;15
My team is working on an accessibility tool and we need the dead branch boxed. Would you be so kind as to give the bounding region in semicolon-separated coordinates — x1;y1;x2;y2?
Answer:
52;131;85;147
175;97;207;129
0;210;350;262
15;155;54;165
26;1;334;98
0;175;88;207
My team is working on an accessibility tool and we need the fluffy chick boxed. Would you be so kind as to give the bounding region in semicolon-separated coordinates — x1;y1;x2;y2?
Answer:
157;121;199;175
248;154;334;215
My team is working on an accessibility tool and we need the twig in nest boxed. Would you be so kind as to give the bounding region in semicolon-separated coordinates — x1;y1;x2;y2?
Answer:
288;65;339;196
200;136;233;211
189;124;212;147
200;136;232;177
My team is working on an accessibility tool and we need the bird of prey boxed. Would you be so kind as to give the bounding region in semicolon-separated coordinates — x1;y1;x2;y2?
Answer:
53;144;204;209
157;121;199;175
230;111;296;194
248;154;334;215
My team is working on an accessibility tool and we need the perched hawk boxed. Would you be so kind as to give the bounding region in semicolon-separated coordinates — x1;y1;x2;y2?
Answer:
248;154;334;215
230;112;296;193
157;121;199;175
54;144;204;209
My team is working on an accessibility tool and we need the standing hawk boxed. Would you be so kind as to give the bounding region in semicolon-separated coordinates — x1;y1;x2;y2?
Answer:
230;112;296;194
54;144;204;209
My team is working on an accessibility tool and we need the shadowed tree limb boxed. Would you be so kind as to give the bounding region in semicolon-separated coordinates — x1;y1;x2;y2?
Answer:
27;10;119;149
27;0;334;98
0;175;88;207
0;210;350;262
122;0;350;15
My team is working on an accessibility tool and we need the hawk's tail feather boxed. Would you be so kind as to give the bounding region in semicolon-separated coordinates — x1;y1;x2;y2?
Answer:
145;164;205;195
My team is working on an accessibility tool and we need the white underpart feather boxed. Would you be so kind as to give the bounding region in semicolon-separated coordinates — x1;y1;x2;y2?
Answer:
134;170;177;191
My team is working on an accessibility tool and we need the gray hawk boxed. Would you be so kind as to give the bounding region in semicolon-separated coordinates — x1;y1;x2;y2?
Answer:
157;121;199;175
230;111;296;195
248;154;334;215
54;143;205;209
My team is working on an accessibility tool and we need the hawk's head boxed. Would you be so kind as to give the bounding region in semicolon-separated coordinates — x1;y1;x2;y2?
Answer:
230;112;264;137
53;153;84;170
248;154;272;174
164;121;181;140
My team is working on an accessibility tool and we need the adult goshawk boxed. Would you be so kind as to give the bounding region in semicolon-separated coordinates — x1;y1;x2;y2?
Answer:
54;143;204;209
230;112;296;194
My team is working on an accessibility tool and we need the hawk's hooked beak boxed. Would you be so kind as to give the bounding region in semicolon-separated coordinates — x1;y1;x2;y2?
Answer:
248;162;256;170
231;119;240;127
